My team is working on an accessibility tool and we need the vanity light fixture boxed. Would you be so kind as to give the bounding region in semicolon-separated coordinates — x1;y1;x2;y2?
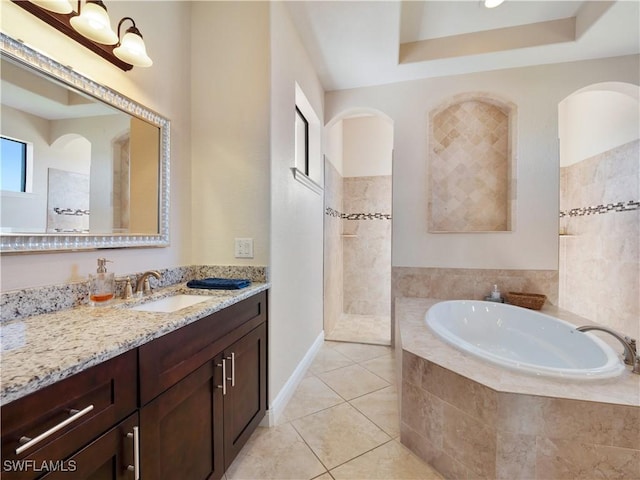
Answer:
484;0;506;8
69;0;118;45
29;0;72;14
13;0;152;70
113;17;152;67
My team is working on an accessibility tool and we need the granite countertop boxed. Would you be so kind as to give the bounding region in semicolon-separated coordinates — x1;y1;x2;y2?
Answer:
0;282;270;406
397;297;640;407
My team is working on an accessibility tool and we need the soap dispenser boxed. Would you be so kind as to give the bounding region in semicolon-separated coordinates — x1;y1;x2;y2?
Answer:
485;284;503;302
90;258;115;306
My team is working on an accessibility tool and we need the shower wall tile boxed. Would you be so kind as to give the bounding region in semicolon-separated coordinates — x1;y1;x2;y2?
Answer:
343;175;392;316
559;139;639;339
323;159;344;336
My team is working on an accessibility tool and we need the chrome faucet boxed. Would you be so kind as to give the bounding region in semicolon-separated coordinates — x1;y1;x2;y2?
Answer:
576;325;640;374
135;270;162;296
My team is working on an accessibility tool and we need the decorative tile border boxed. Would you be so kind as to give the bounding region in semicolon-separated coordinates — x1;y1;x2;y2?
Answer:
325;207;392;220
559;200;639;218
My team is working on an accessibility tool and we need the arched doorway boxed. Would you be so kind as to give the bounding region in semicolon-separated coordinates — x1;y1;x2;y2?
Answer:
324;109;394;345
558;81;639;339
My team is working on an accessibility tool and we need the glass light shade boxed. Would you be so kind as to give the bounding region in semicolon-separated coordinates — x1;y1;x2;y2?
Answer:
113;31;152;67
30;0;73;14
70;1;118;45
484;0;505;7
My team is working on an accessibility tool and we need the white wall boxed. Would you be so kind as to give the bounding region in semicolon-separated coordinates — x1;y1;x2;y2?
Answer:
325;119;344;176
0;1;192;290
342;116;393;177
326;55;640;271
559;86;640;167
190;1;270;266
270;2;325;406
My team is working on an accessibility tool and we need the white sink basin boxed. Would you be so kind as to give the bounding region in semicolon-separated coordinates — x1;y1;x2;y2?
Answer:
129;295;211;313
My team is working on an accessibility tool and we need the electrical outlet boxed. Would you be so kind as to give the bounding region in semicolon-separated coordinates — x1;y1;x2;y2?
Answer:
234;238;254;258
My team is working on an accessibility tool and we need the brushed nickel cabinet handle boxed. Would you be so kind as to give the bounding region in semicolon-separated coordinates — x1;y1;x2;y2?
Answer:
126;426;140;480
16;404;94;455
227;352;235;387
217;359;227;395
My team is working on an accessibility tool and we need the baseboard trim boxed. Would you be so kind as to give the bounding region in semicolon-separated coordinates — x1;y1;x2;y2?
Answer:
260;330;325;427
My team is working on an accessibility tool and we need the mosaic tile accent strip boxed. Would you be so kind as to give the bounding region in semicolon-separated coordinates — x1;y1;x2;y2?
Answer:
559;200;639;218
325;207;391;220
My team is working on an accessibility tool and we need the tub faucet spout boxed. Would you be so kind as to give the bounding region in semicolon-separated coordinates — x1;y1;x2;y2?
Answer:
576;325;639;375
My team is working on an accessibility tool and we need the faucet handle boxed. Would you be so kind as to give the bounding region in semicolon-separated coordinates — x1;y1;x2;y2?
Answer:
143;278;151;294
123;277;133;299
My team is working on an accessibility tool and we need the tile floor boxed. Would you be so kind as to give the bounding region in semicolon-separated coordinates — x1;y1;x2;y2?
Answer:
325;314;391;346
225;341;443;480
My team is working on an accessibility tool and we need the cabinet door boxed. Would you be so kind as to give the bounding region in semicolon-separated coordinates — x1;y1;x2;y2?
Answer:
140;359;225;480
223;322;267;468
41;413;138;480
1;350;137;480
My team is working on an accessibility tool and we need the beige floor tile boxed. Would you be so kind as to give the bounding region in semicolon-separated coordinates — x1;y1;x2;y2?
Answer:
309;346;355;374
330;439;444;480
284;376;345;421
225;423;326;480
350;385;400;437
318;364;389;400
330;342;392;363
311;474;334;480
360;353;397;383
326;313;391;345
292;403;391;470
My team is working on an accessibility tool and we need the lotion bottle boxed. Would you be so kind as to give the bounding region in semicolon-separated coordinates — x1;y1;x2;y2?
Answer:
90;258;115;305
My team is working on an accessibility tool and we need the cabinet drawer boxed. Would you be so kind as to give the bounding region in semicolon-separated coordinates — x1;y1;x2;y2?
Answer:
139;291;267;404
1;350;137;480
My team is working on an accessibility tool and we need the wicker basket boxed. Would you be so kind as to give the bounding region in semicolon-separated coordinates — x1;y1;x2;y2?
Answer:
505;292;546;310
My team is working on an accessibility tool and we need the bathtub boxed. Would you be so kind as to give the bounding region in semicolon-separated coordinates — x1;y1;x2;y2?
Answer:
425;300;625;379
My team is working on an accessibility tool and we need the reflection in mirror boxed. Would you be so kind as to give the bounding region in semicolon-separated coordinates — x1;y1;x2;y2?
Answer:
0;33;169;253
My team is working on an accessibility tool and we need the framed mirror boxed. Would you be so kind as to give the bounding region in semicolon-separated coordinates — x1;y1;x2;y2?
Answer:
0;33;170;253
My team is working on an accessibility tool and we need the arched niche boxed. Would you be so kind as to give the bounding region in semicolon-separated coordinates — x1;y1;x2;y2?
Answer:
428;93;516;233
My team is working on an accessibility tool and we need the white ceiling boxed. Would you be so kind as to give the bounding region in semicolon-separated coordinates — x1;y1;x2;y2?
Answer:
285;0;640;92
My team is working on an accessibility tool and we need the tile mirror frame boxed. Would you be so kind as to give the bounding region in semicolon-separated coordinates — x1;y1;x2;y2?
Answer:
0;33;170;253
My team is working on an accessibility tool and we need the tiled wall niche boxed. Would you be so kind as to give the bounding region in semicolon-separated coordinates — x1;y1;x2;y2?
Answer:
559;139;640;340
428;93;516;232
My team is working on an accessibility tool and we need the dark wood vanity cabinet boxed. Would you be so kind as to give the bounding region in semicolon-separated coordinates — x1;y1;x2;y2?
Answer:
0;350;138;480
138;291;268;479
1;291;268;480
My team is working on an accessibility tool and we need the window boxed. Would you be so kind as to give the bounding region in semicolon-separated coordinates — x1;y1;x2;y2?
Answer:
295;106;309;175
1;136;29;192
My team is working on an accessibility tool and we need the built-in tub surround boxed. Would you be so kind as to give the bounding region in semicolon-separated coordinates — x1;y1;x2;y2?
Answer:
0;265;268;323
398;297;640;480
391;266;559;345
426;300;625;380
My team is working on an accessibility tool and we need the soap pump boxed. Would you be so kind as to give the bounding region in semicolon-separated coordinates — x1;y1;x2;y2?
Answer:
485;284;503;303
90;258;115;305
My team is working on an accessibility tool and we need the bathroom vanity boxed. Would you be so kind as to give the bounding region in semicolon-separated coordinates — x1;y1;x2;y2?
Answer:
0;288;268;480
